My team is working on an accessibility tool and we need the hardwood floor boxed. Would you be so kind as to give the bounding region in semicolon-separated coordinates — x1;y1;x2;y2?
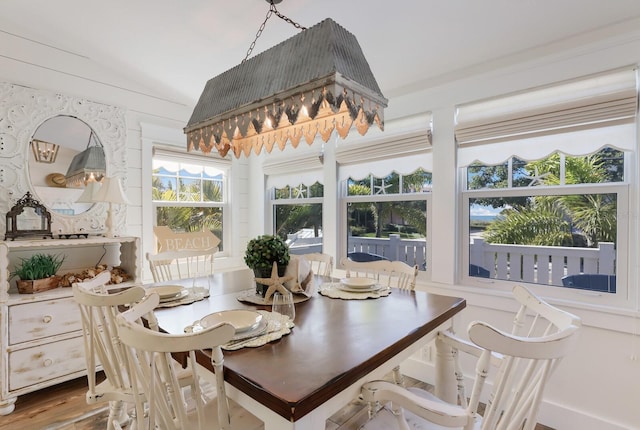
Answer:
1;372;554;430
0;373;108;430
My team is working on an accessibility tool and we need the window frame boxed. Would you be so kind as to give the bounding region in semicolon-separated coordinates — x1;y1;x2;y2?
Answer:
268;183;325;253
151;151;230;256
340;175;432;277
460;165;631;308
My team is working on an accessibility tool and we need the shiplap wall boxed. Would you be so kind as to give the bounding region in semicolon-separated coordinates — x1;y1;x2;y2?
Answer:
1;19;640;429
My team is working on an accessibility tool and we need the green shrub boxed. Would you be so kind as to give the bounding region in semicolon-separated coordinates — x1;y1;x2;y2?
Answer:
350;226;367;236
244;235;290;272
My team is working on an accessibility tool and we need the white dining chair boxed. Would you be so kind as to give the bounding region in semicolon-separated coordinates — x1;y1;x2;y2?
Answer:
340;257;386;282
300;252;334;277
115;293;259;430
340;258;418;289
386;260;419;290
360;284;582;430
72;270;146;430
146;247;217;283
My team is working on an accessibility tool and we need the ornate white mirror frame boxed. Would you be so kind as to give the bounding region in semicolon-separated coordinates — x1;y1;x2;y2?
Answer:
0;83;127;237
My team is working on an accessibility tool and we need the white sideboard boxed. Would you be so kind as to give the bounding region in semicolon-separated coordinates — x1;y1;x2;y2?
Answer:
0;236;140;415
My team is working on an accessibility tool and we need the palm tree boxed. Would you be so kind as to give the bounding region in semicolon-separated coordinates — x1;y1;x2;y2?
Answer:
153;176;223;234
484;200;572;246
273;183;324;239
484;150;618;247
275;203;323;238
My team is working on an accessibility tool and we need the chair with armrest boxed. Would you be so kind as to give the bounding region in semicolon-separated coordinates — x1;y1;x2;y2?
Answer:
115;293;256;430
301;252;334;277
360;284;581;430
72;270;146;430
146;247;216;284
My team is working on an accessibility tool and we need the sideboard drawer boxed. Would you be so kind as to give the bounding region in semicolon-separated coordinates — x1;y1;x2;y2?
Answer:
9;336;86;391
8;297;82;344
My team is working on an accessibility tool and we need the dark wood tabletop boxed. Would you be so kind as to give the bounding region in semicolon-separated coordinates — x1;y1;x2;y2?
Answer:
153;269;466;422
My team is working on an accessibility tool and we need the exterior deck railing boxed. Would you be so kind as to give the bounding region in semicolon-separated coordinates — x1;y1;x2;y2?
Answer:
469;238;615;286
289;233;616;287
346;234;427;269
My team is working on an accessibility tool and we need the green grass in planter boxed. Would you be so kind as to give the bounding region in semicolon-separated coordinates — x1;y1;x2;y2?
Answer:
11;253;65;280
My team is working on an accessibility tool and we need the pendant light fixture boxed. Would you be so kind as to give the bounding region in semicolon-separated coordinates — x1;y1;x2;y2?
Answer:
184;0;387;158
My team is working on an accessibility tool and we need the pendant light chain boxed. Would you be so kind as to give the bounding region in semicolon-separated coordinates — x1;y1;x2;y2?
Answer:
243;1;307;63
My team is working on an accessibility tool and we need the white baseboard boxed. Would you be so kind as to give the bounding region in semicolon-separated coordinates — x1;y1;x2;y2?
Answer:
401;356;634;430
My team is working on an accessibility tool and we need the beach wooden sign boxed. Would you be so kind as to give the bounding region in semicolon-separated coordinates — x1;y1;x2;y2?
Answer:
153;226;220;252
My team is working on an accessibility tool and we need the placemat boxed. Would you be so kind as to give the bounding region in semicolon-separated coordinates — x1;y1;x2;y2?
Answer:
318;283;391;300
184;310;294;350
237;288;311;305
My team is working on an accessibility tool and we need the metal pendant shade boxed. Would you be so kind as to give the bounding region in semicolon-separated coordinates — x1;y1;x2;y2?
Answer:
185;17;388;158
65;145;106;188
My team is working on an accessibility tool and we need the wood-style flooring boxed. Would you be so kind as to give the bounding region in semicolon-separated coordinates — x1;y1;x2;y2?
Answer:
0;372;554;430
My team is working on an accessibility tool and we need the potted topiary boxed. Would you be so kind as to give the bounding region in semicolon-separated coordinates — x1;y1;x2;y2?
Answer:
244;235;290;296
11;253;65;294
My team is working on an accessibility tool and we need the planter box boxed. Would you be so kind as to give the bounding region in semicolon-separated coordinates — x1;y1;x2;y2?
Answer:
17;276;61;294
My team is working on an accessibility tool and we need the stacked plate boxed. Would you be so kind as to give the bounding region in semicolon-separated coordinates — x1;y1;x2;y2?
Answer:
337;277;382;293
198;310;267;340
146;285;189;303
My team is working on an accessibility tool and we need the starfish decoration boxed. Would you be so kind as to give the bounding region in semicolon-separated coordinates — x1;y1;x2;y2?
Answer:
293;184;307;198
374;179;392;194
255;261;294;301
524;166;551;187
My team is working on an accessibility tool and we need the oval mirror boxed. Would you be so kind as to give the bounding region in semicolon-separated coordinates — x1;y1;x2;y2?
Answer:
28;115;106;216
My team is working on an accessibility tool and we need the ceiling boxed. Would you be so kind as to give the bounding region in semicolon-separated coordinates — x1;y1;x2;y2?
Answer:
3;0;640;110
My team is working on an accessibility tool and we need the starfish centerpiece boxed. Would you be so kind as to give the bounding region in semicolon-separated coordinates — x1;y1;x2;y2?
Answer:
255;261;294;301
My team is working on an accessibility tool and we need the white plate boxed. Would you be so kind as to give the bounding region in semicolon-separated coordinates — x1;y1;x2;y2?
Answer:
199;310;264;333
159;288;189;303
337;283;383;293
340;277;376;289
147;285;186;299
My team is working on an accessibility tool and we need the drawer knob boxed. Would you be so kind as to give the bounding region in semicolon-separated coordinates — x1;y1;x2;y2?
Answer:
43;358;53;367
42;315;53;324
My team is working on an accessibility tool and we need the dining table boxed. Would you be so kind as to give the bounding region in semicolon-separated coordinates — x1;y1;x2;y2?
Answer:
153;269;466;430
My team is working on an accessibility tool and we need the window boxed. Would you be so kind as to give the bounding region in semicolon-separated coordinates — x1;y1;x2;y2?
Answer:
264;153;325;254
270;182;324;254
343;168;431;269
152;151;229;251
336;122;434;271
465;149;625;291
457;68;637;304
